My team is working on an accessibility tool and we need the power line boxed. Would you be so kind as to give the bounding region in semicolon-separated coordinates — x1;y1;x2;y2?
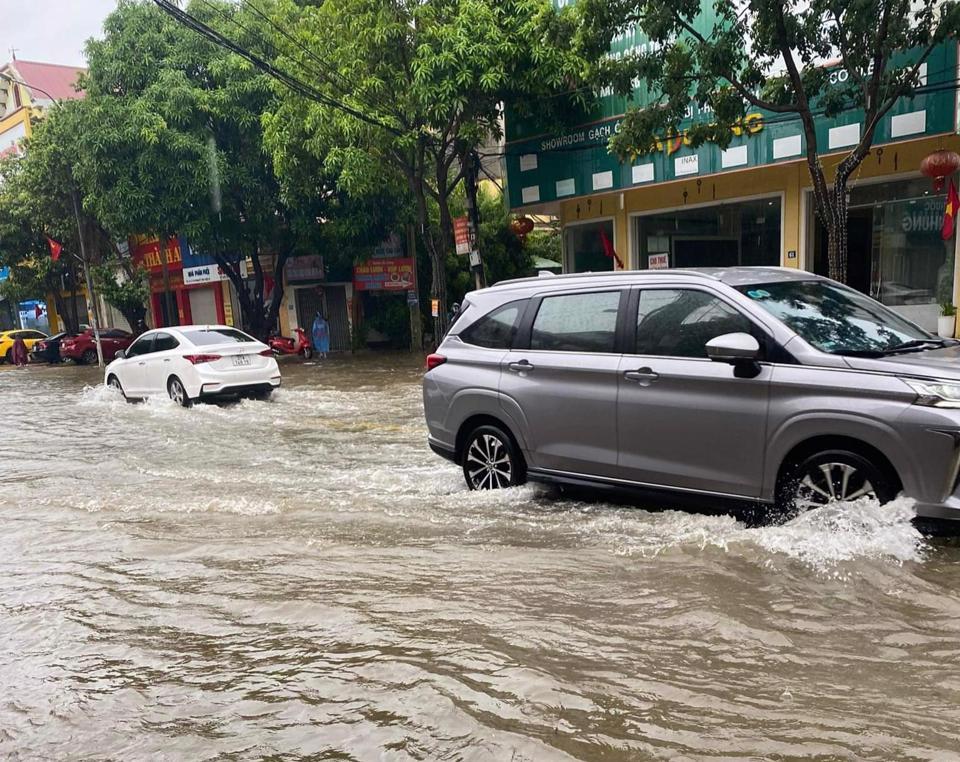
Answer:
151;0;405;137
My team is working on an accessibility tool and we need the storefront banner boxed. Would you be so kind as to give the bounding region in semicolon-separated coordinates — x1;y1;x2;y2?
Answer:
130;236;183;272
0;266;9;282
353;258;415;291
648;253;669;270
287;255;325;282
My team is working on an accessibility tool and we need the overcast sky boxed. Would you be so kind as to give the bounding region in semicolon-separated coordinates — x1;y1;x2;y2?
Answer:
0;0;117;67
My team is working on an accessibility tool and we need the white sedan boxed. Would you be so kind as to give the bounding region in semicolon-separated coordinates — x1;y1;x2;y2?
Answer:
104;325;281;406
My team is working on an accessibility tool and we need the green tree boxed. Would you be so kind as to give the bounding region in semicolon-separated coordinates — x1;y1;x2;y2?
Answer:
78;0;355;340
266;0;579;334
577;0;960;282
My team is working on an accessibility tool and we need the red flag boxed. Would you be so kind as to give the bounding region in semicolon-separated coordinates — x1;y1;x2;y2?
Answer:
46;236;63;262
34;304;43;319
943;180;960;240
599;227;624;269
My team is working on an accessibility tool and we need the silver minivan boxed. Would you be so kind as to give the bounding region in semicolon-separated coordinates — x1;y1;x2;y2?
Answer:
423;267;960;523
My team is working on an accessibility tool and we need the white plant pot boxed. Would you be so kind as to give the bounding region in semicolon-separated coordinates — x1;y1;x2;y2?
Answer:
938;315;956;338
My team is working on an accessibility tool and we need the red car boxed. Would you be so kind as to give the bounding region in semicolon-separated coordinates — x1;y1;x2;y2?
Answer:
60;328;136;364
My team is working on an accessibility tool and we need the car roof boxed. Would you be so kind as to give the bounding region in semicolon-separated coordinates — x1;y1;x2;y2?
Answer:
490;266;824;293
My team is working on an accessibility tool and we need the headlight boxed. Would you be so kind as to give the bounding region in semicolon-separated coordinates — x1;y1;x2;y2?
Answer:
904;379;960;408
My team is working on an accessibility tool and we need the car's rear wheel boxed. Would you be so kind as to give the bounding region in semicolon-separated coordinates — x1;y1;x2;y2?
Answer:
167;376;192;408
462;424;525;491
775;449;896;520
3;349;11;364
81;348;97;365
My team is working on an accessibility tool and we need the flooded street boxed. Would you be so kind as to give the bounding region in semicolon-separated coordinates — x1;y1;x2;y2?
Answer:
2;356;960;760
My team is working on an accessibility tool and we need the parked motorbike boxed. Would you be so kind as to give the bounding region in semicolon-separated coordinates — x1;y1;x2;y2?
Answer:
268;327;314;359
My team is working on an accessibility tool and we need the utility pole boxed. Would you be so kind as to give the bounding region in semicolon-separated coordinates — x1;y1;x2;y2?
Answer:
407;224;423;352
71;188;104;367
463;149;487;291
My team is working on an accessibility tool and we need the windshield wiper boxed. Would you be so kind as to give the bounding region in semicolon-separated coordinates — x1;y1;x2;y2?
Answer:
883;339;959;355
831;349;887;358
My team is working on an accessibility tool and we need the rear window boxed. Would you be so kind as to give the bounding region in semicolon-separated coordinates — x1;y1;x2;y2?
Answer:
183;328;256;346
460;300;525;349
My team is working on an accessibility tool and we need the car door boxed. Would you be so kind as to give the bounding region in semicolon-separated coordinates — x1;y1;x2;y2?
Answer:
616;286;771;498
142;332;180;395
122;334;155;395
499;288;627;478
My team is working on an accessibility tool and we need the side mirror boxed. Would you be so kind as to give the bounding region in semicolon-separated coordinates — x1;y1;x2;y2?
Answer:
706;332;760;363
114;349;126;360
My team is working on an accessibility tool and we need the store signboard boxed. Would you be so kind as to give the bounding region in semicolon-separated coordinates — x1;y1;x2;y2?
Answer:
373;233;404;259
0;266;9;282
648;253;669;270
184;263;231;285
505;5;957;209
353;257;415;291
287;255;325;281
454;217;472;255
130;236;183;272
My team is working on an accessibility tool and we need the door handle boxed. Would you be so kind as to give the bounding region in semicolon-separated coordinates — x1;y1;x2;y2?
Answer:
624;367;659;384
163;358;171;362
508;360;535;373
138;362;146;366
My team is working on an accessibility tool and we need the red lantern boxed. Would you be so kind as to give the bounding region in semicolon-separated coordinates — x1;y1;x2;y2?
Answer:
920;150;960;192
510;216;534;238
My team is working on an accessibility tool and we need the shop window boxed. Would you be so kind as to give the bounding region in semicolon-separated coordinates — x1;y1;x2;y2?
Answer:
635;198;781;270
564;221;616;273
809;178;952;332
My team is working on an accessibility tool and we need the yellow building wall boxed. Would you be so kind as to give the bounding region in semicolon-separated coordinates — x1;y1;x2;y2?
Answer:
557;133;960;279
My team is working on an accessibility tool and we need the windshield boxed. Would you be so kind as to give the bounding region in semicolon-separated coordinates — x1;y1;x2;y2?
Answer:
183;328;256;346
737;280;934;355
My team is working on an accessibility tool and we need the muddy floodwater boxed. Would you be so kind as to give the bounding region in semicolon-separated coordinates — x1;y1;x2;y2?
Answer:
2;356;960;760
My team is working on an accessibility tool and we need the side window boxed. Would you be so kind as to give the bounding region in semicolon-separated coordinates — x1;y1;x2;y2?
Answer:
530;291;621;353
460;301;524;349
126;336;154;358
635;289;755;358
153;333;179;352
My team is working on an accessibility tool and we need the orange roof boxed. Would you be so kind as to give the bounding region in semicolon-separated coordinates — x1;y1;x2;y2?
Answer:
2;60;86;103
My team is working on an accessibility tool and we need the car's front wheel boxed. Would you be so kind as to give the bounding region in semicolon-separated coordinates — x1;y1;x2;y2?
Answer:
462;424;525;491
775;449;896;520
167;376;193;408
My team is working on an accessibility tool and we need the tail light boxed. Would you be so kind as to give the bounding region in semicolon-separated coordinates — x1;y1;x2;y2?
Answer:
426;353;447;371
183;354;221;365
259;349;274;357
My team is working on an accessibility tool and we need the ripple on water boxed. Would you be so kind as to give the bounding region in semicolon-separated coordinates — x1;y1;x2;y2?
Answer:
1;360;959;761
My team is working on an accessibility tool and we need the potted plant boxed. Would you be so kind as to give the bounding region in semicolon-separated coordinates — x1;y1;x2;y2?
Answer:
939;303;957;338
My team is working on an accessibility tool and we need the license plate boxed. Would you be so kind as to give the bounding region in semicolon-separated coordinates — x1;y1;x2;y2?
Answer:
232;355;252;367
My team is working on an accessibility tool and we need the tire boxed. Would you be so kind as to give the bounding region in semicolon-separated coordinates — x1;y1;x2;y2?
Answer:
462;424;526;491
106;375;129;400
3;349;10;364
775;449;896;520
249;388;273;401
81;348;97;365
167;376;193;408
302;346;314;360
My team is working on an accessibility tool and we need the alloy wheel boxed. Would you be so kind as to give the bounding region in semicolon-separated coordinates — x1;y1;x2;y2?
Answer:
795;461;876;506
465;433;513;490
169;379;187;407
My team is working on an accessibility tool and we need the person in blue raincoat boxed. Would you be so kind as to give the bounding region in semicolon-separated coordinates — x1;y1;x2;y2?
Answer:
311;311;330;359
